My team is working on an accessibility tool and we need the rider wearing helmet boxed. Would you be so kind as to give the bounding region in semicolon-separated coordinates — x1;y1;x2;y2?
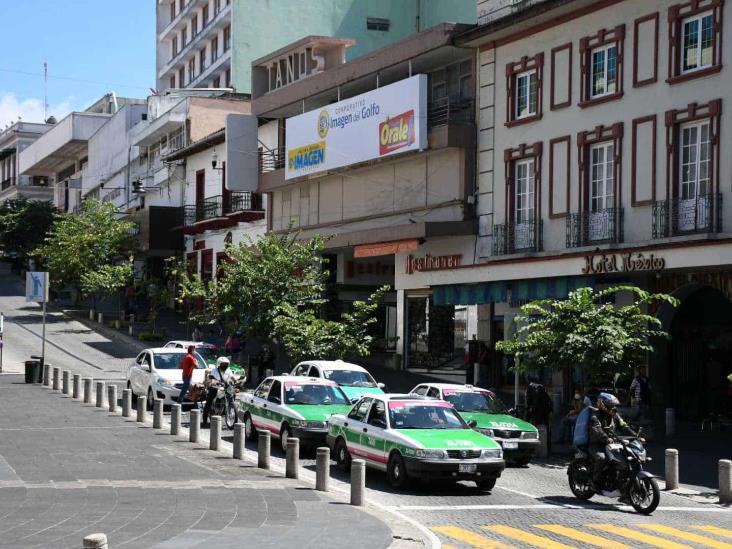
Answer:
589;392;637;492
202;357;234;426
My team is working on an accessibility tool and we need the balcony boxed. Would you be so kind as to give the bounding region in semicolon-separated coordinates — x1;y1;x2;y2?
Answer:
259;146;285;174
182;191;263;231
427;97;474;128
566;208;624;248
492;220;542;255
652;193;722;239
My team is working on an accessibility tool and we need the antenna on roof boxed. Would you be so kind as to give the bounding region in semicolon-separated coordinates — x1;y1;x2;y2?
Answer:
43;62;48;121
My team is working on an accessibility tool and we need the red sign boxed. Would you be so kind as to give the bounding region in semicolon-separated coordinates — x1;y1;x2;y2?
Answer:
379;110;415;155
405;253;462;275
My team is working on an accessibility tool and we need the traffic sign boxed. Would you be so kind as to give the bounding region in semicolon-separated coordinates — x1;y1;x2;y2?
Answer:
26;272;49;303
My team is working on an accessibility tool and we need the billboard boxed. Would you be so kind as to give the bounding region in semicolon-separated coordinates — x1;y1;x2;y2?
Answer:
285;75;427;180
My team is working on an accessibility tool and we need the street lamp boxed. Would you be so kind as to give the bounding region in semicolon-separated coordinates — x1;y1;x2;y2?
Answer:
211;151;223;171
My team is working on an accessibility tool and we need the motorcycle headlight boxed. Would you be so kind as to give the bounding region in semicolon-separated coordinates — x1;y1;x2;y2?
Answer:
482;448;503;459
479;428;495;437
521;431;539;440
415;449;447;459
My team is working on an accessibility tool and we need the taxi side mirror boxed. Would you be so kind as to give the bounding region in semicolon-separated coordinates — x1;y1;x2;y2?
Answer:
467;420;478;428
377;382;387;390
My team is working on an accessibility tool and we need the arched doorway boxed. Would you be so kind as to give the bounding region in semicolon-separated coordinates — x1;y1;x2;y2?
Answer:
666;286;732;421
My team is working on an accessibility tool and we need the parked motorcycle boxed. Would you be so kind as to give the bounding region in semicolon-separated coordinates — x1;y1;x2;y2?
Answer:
567;433;660;514
209;378;243;429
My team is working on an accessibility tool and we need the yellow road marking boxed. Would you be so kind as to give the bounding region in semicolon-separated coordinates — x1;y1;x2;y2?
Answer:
639;524;732;549
442;545;459;549
432;526;514;549
693;526;732;540
483;525;576;549
535;524;631;548
589;524;694;549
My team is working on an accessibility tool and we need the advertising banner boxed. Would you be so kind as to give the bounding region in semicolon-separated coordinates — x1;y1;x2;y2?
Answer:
285;75;427;180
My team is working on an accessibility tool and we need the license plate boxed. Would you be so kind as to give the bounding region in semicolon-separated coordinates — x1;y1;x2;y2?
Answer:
458;463;477;473
502;441;518;450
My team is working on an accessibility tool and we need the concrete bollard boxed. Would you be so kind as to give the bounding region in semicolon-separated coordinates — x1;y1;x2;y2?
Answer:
665;449;679;490
170;404;181;435
210;416;222;450
43;363;50;386
189;409;200;442
153;399;163;429
136;396;146;422
128;314;134;336
95;381;105;408
62;370;70;395
665;408;676;436
122;389;132;417
97;312;103;324
233;423;244;459
258;430;271;469
720;459;732;503
114;319;120;329
83;378;93;404
316;447;330;492
83;532;108;549
72;374;81;399
108;385;117;413
537;425;549;458
89;309;94;321
286;437;300;479
52;367;60;391
350;459;366;506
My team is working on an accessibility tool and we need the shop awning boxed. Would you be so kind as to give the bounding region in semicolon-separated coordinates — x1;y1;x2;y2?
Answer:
433;276;593;306
354;239;420;258
510;276;593;305
433;282;508;305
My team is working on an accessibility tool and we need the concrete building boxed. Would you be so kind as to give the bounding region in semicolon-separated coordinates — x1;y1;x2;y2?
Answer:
0;121;53;204
155;0;477;94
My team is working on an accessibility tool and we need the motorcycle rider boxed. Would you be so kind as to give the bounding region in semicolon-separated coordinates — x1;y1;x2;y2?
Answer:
202;357;234;426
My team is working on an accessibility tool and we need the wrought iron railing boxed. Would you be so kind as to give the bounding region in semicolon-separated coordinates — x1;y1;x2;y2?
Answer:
228;191;261;212
259;146;286;173
652;193;722;238
493;220;542;255
428;97;474;128
183;192;262;226
1;177;14;191
566;207;624;248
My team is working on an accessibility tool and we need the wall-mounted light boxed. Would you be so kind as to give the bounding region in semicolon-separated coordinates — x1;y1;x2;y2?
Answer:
211;151;223;171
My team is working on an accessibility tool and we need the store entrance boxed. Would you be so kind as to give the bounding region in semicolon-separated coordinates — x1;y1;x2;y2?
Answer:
406;296;469;370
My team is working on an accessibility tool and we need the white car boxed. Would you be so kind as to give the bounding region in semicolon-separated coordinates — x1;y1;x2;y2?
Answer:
126;347;207;409
290;360;386;401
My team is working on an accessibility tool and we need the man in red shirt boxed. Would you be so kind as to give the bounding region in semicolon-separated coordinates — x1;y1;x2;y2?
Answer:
178;345;198;404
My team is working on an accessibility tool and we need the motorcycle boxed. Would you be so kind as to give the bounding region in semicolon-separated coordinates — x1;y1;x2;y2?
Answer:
209;378;243;430
567;431;660;514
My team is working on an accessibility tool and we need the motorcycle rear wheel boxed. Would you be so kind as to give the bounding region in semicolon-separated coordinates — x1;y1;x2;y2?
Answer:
568;460;595;500
629;476;660;514
224;401;236;430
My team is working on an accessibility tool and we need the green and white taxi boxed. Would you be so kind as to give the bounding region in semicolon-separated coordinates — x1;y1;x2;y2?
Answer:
327;394;505;490
290;360;386;401
411;383;539;465
238;376;353;452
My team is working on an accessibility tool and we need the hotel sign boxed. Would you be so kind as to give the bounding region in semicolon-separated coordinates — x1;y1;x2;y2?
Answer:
406;253;463;274
582;250;666;275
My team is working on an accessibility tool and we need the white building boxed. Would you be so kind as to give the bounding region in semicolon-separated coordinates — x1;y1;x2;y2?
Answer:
0;121;53;204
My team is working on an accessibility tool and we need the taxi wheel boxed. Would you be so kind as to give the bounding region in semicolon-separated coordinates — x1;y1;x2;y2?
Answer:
244;414;257;440
335;438;351;472
475;477;497;491
387;452;409;489
280;425;291;453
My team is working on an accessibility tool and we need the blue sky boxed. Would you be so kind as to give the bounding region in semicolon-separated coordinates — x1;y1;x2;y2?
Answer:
0;0;155;127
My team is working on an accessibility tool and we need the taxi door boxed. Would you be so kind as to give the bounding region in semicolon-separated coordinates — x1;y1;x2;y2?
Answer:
247;378;273;431
361;399;388;469
343;397;371;458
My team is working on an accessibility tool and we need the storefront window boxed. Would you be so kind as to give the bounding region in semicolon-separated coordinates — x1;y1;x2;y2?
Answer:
406;296;470;369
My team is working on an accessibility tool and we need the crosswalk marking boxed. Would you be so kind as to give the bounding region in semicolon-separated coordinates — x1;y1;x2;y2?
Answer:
482;526;576;549
693;526;732;541
431;526;514;549
535;524;631;548
639;524;732;549
589;524;694;549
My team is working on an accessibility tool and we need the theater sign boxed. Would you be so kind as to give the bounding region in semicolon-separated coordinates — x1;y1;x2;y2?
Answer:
285;75;428;179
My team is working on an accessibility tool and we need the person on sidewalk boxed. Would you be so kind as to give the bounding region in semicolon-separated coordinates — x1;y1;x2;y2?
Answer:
225;332;241;360
192;326;203;342
202;357;234;426
555;393;584;443
628;369;651;420
178;345;197;404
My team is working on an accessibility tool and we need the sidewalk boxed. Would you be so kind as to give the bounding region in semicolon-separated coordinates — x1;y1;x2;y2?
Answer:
0;374;393;549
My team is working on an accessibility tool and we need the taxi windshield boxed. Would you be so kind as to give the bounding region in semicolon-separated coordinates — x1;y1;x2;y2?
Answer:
323;369;376;387
388;403;466;430
285;383;349;405
154;352;205;370
195;346;218;361
442;390;507;413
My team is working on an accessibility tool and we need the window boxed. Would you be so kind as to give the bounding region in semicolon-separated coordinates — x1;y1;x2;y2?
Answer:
267;380;282;403
170;1;176;22
182;27;187;47
214;0;221;15
367;17;390;31
202;3;209;25
178;67;185;87
515;70;537;119
505;53;543;126
515;159;535;224
169;75;176;89
413;386;428;396
590;44;617;98
348;398;372;421
192;14;198;36
579;25;624;106
172;36;178;58
200;48;207;71
589;142;615;213
213;75;220;88
367;400;387;427
307;366;320;377
679;122;711;200
211;36;219;63
668;1;722;82
225;67;231;87
426;387;440;399
682;13;714;73
188;58;195;81
254;379;272;399
223;25;231;51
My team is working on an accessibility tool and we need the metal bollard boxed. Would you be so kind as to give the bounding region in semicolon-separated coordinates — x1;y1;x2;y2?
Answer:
108;385;117;413
95;381;105;408
83;378;93;404
665;449;679;490
52;367;60;391
665;408;675;436
190;409;201;442
720;459;732;503
170;404;181;435
210;416;222;450
43;363;50;386
350;459;366;506
136;396;146;422
316;447;330;491
153;399;163;429
62;370;70;395
233;423;244;459
258;430;271;469
83;532;108;549
122;389;132;417
285;437;300;479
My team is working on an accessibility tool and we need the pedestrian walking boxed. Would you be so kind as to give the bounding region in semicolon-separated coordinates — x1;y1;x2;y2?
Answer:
206;328;217;346
192;326;203;342
555;393;583;443
628;369;651;420
178;345;197;404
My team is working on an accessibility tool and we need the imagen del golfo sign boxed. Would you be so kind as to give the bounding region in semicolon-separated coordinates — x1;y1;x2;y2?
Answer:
285;75;428;180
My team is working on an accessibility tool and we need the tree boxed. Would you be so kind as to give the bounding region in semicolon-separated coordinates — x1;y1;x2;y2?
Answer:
80;260;134;315
496;285;678;382
0;197;56;267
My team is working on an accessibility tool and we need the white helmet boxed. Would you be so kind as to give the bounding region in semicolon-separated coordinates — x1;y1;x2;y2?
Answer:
216;356;231;369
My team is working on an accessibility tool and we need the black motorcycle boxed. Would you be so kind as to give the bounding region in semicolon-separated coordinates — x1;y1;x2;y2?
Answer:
209;378;240;430
567;433;660;514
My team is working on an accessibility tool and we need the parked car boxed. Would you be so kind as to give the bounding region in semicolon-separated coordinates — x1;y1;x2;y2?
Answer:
327;394;505;490
290;360;386;401
126;347;207;409
238;376;353;452
410;383;539;465
164;340;246;379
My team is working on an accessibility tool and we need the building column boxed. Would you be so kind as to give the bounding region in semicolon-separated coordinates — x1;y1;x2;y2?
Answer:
395;289;405;368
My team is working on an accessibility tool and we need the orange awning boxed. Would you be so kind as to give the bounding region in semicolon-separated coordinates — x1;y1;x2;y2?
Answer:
354;239;419;258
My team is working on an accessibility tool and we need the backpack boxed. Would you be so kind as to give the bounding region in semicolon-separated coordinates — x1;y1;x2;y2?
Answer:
573;406;596;447
639;378;651;405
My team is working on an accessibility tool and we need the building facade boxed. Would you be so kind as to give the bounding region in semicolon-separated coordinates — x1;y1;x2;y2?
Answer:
0;122;53;204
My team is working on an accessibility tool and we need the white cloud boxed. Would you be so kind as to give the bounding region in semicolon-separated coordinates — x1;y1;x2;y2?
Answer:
0;93;76;128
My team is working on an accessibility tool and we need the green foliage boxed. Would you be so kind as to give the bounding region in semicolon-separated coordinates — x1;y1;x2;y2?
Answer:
273;285;390;366
495;285;679;381
80;260;133;300
138;331;165;342
143;280;173;332
0;197;56;265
